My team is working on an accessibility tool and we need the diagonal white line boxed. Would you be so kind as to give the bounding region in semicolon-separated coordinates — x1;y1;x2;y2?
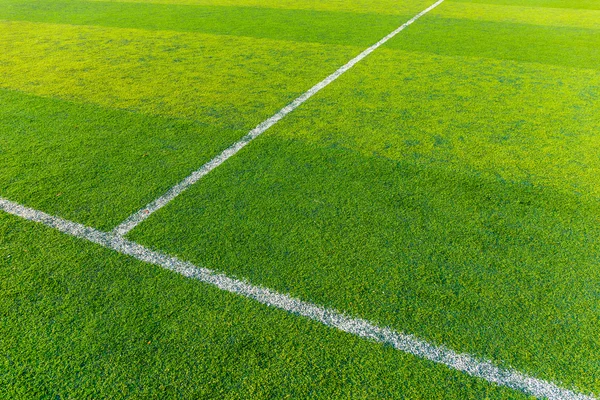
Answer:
0;196;595;400
111;0;446;236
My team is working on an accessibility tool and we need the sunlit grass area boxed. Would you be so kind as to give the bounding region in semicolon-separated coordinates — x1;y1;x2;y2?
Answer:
1;0;598;398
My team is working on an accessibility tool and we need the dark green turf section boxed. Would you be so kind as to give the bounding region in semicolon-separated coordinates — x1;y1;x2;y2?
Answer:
0;89;245;230
0;213;527;399
130;135;600;396
0;0;409;47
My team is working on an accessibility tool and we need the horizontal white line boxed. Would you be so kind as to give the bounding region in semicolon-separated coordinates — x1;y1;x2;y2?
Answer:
111;0;446;236
0;197;594;400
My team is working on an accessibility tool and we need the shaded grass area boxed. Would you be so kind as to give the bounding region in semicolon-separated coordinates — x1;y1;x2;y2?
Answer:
130;135;600;396
0;213;526;399
386;16;600;70
0;89;243;230
0;0;409;47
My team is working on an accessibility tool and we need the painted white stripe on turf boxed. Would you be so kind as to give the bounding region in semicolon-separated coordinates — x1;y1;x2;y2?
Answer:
0;197;594;400
111;0;446;236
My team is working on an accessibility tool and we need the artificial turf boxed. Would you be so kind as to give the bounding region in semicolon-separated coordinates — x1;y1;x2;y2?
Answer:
0;18;358;228
82;0;439;15
128;1;600;395
0;21;358;121
1;0;598;397
451;0;600;10
0;89;247;229
0;0;415;46
385;17;600;70
130;136;600;394
432;2;600;29
0;213;528;399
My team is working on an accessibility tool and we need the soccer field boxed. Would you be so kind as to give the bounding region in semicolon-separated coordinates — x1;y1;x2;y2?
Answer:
1;0;599;398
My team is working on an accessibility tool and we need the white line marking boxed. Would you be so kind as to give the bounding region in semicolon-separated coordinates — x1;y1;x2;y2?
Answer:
111;0;446;236
0;197;594;400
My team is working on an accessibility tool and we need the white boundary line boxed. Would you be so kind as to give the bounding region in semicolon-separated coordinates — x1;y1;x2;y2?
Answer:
0;196;595;400
112;0;446;236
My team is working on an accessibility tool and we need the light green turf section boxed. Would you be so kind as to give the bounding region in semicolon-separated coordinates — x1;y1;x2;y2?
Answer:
0;0;414;47
276;50;600;200
384;16;600;70
0;213;527;399
433;1;600;29
450;0;600;10
0;21;357;127
130;32;600;400
84;0;436;16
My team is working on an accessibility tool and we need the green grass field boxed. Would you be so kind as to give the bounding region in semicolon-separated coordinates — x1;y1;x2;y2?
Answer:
1;0;599;398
